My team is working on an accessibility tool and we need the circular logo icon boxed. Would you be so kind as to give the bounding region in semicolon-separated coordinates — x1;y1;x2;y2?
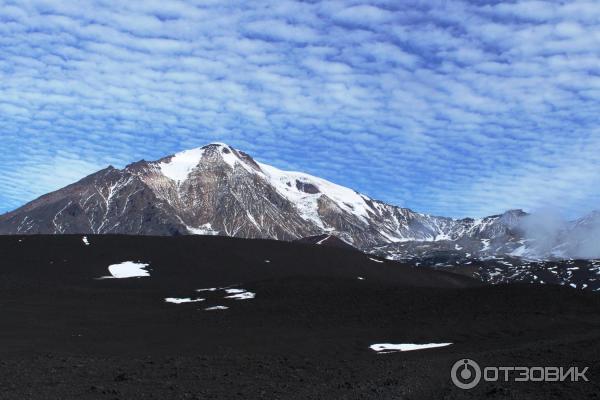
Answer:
451;359;481;389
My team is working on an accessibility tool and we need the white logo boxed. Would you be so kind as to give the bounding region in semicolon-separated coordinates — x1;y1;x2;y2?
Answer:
451;359;589;389
451;359;482;389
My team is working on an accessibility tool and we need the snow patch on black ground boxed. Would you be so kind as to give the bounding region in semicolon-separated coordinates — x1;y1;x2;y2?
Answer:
164;297;205;304
224;290;255;300
1;235;598;400
105;261;150;279
204;305;229;311
370;343;452;353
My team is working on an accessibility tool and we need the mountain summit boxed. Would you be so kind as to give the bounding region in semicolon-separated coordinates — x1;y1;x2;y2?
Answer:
0;143;596;260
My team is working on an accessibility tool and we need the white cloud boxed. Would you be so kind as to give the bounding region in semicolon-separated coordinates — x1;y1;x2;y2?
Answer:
0;0;598;219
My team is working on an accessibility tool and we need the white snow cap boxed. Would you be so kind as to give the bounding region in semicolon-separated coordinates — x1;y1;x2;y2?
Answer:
158;143;254;182
159;147;206;182
159;142;376;225
257;162;375;225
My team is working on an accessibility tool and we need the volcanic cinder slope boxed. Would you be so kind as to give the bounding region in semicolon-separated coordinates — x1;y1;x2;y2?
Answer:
0;234;599;399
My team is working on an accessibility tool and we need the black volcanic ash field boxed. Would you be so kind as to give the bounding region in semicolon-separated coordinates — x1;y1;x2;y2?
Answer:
0;235;599;399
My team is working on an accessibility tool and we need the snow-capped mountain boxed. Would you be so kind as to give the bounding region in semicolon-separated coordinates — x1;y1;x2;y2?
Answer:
0;143;597;263
0;143;517;248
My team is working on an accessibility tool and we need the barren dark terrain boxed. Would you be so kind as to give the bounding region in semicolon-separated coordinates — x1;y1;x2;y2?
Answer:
0;235;599;399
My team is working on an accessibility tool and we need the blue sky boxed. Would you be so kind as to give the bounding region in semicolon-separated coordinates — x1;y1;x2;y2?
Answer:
1;0;599;218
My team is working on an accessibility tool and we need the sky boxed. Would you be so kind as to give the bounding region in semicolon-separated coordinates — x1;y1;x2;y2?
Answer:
0;0;599;219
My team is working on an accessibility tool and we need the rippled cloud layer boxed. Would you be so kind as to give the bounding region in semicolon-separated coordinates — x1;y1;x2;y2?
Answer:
1;0;599;218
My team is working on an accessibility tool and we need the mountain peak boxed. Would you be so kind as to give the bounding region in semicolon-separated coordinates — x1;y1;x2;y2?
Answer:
201;142;233;150
157;142;253;182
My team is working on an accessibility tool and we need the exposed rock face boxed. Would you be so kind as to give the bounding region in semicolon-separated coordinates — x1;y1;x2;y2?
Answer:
0;166;187;236
0;143;597;261
0;144;318;240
